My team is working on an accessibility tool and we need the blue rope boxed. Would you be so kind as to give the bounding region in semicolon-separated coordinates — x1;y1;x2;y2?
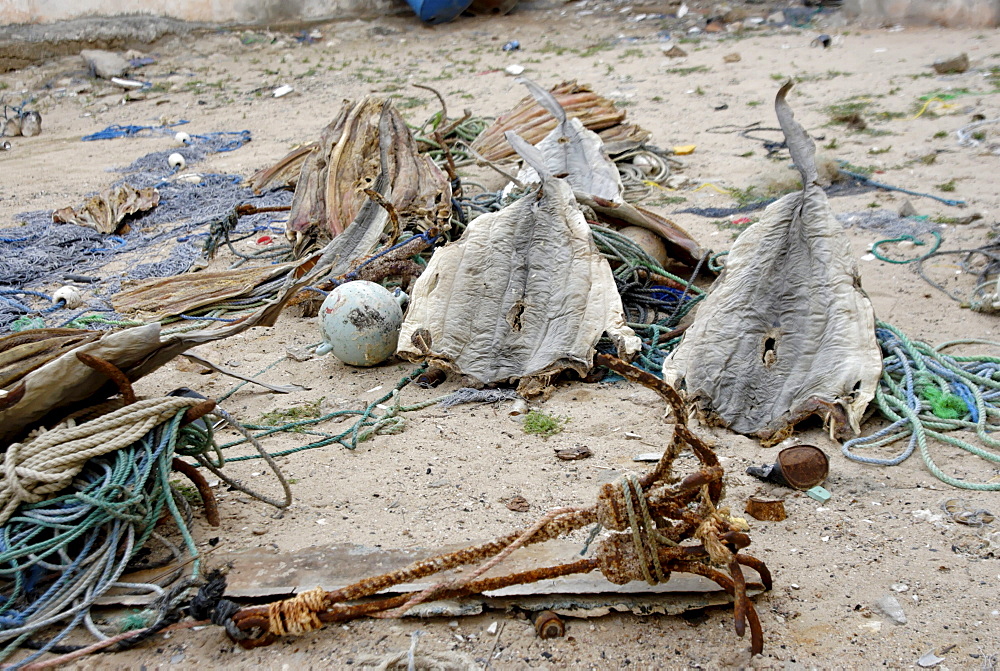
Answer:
333;231;441;286
837;167;966;207
0;290;65;316
81;120;189;142
843;323;1000;489
0;409;207;665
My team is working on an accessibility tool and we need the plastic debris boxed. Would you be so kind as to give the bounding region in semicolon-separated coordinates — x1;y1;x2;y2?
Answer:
805;486;831;503
110;77;148;89
502;40;520;51
811;34;832;48
505;64;525;76
273;85;294;98
917;651;945;668
672;144;696;155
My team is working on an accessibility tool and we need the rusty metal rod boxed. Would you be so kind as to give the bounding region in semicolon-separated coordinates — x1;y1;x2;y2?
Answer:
76;352;135;404
171;458;220;527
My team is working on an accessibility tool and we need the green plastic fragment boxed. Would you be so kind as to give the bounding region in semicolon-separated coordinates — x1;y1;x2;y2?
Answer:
805;486;831;503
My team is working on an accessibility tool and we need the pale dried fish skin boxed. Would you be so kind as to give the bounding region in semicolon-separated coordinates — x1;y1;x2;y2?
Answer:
663;82;881;443
471;81;649;162
512;77;624;203
283;98;451;244
398;132;639;394
52;184;160;234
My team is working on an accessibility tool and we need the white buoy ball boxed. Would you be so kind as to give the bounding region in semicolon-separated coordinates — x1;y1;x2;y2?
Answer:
315;281;406;366
175;131;191;145
53;285;84;309
168;152;186;170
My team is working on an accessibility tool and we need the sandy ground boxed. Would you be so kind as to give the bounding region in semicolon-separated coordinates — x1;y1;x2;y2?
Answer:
2;1;1000;669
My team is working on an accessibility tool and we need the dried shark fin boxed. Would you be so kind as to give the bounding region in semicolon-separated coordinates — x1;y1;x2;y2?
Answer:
504;130;552;180
397;131;639;396
776;80;819;186
662;82;881;445
511;77;624;203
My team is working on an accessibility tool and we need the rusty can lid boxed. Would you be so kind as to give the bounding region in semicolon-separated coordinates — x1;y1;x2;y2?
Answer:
775;445;829;489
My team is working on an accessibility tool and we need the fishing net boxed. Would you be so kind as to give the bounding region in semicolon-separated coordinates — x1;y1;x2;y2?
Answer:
0;129;292;334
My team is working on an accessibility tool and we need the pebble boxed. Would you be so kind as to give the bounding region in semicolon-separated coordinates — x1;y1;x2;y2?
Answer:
875;595;907;624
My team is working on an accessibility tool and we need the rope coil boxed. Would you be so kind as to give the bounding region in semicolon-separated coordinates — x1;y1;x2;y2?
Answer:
843;322;1000;490
0;397;197;526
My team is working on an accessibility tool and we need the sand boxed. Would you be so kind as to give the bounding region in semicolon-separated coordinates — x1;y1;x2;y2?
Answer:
1;1;999;668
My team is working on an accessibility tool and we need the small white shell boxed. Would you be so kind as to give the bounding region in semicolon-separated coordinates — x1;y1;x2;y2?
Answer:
168;152;186;170
53;285;84;309
175;131;191;145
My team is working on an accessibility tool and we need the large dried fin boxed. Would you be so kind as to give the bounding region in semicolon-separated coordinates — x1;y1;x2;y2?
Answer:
775;81;818;186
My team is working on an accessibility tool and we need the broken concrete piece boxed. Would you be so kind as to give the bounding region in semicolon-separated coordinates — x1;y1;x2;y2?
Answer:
218;540;765;614
663;82;881;444
81;49;130;79
898;199;919;218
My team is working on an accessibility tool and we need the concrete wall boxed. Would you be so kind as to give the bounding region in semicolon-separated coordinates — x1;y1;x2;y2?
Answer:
843;0;1000;26
2;0;409;25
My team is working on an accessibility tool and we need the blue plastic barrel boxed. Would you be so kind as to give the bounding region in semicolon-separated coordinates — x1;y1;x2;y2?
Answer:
405;0;474;23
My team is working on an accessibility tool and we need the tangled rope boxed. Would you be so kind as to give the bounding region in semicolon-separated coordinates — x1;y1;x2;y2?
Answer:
0;387;292;668
0;400;204;667
209;365;432;461
589;226;705;376
914;242;1000;313
842;322;1000;490
0;397;195;526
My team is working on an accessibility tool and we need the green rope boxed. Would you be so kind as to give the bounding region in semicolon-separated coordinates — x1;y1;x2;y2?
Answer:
921;385;967;420
213;364;430;460
843;322;1000;490
870;231;942;264
0;407;207;662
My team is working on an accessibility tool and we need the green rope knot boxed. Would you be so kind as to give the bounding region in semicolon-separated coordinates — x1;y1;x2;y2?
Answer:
921;385;967;420
176;422;215;457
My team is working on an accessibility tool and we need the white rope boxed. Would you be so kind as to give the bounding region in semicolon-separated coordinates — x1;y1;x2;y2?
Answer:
0;397;196;525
